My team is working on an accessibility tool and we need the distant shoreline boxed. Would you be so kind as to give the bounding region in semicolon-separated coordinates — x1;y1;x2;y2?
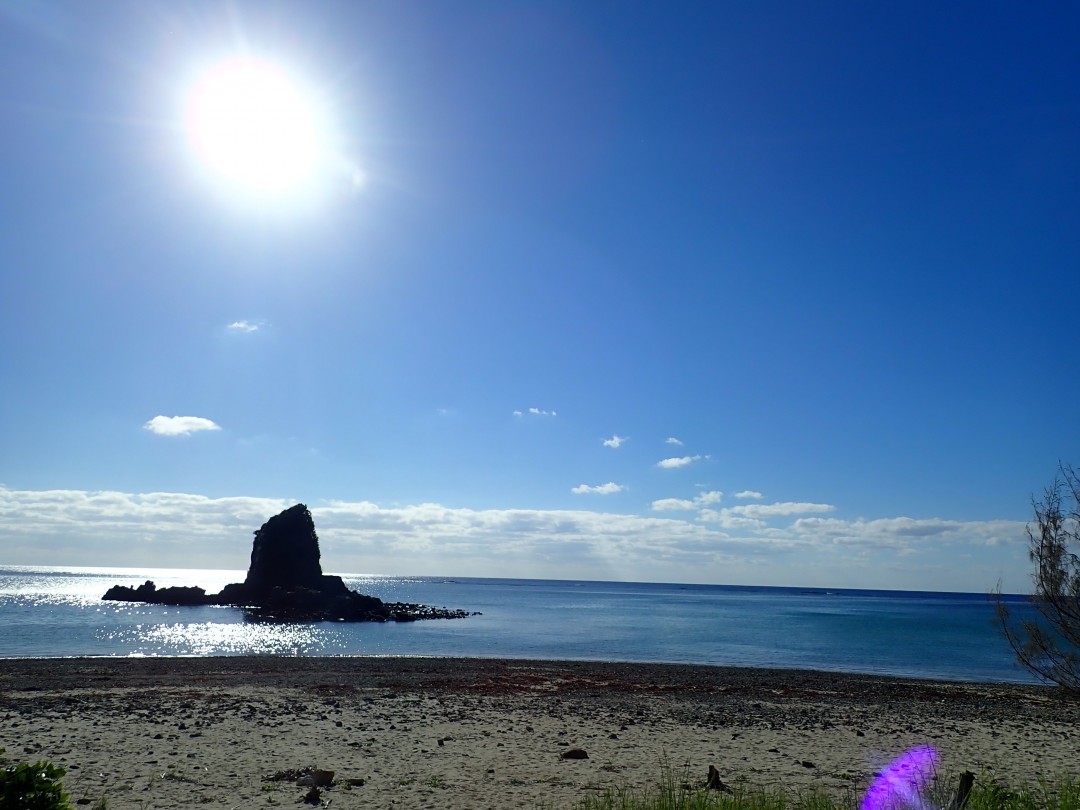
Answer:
0;653;1045;687
0;656;1054;699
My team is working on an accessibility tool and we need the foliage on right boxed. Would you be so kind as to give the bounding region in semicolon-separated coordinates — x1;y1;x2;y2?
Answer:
997;463;1080;692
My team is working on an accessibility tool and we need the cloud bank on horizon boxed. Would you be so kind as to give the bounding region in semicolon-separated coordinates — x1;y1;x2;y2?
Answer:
0;485;1028;592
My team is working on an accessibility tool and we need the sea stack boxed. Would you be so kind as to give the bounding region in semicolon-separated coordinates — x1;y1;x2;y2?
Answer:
245;503;325;592
103;503;472;622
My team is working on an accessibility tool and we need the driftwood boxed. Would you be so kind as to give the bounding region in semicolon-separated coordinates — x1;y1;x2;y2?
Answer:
705;765;733;793
950;771;975;810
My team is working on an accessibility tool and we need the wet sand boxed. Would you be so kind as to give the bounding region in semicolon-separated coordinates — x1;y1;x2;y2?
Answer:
1;657;1076;809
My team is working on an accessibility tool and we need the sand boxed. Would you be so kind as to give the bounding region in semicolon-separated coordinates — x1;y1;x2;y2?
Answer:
0;657;1076;809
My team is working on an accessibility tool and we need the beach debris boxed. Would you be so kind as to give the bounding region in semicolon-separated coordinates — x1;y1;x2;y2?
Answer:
267;767;334;787
560;748;589;760
801;760;817;769
705;765;733;793
949;771;975;810
267;768;308;782
301;785;321;805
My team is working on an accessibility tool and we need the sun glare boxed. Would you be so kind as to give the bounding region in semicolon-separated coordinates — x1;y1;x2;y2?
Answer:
184;57;324;196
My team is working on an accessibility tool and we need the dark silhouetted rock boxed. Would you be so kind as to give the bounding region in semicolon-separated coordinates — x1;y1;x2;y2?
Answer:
245;504;323;592
102;581;210;606
102;504;473;623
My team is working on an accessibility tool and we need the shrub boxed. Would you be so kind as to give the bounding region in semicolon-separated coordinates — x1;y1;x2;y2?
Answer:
0;760;72;810
997;464;1080;692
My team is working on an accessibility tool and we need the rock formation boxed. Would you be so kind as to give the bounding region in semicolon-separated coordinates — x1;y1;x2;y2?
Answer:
103;503;472;622
246;504;325;591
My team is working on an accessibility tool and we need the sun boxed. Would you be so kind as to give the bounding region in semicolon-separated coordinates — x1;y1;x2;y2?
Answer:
184;57;325;196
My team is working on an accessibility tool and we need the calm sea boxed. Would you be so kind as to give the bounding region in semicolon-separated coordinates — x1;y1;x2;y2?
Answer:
0;566;1038;684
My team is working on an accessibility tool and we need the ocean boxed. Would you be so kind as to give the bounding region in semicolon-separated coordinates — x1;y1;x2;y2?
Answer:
0;565;1038;684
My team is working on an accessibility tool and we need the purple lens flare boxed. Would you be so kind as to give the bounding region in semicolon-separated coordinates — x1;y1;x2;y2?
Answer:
861;746;939;810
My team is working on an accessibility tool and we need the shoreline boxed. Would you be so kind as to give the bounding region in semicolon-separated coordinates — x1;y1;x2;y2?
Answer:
2;657;1076;809
0;651;1042;688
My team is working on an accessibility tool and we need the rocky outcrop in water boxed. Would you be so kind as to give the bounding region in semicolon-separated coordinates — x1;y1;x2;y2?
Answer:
103;504;472;622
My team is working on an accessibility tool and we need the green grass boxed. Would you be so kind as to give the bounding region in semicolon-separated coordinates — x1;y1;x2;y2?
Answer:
565;764;1080;810
945;778;1080;810
5;748;1079;810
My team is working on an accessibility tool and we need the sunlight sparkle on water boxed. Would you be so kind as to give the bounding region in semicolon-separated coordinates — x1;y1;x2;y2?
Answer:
103;621;335;656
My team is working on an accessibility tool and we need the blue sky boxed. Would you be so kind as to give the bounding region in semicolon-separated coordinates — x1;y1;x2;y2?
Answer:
1;1;1077;591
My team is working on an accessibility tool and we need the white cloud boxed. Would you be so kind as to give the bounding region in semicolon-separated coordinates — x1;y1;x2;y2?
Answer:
653;490;723;512
735;490;764;500
227;320;259;333
657;455;703;469
726;501;835;518
697;509;766;530
572;482;625;495
143;416;222;437
665;437;683;446
695;502;833;530
517;407;556;417
602;435;627;449
651;498;696;511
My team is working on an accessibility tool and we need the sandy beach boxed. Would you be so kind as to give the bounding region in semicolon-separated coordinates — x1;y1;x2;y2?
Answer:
1;657;1076;809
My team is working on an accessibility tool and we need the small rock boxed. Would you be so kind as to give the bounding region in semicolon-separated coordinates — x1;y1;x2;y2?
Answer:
801;761;816;769
313;769;334;787
560;748;589;760
346;777;365;787
856;730;865;737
